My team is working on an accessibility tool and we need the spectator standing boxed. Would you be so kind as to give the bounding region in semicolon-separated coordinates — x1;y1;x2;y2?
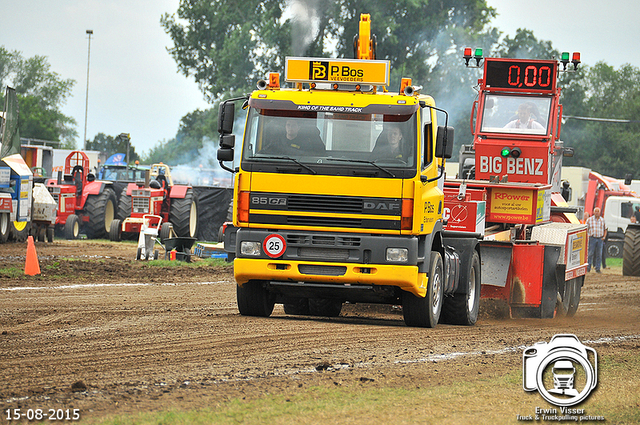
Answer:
586;207;607;273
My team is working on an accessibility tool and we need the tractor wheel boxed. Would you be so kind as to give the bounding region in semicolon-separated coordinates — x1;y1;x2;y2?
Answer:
11;220;31;242
441;250;481;326
623;225;640;276
84;188;117;239
109;219;122;242
169;188;198;238
403;251;444;328
116;193;132;220
160;222;172;243
46;226;55;243
283;297;310;315
0;213;10;243
606;240;623;258
64;214;80;240
309;298;343;317
236;280;275;317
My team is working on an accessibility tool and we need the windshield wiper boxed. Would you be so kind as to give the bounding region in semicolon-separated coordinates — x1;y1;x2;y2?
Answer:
325;158;396;178
248;154;317;174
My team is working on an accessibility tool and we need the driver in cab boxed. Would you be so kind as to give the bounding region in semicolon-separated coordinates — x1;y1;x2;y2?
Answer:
261;119;325;156
372;125;407;161
504;103;544;131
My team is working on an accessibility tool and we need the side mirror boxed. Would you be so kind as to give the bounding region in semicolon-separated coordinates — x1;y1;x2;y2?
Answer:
218;102;235;135
563;147;575;158
220;134;235;149
435;126;454;159
217;148;234;162
625;173;633;186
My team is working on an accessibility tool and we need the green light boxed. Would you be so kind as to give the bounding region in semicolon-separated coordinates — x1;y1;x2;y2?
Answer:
501;147;511;157
561;52;570;61
474;48;483;57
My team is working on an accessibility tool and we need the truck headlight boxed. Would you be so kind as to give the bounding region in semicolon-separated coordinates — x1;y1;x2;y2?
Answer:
386;248;408;262
240;241;261;256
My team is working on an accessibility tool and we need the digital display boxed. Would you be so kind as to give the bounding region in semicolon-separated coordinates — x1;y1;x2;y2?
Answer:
484;59;557;92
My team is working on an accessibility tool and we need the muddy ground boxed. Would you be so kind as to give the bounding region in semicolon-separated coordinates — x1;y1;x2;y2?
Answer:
0;240;639;422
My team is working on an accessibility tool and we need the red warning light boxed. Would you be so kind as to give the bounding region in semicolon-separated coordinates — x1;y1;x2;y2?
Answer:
463;47;472;58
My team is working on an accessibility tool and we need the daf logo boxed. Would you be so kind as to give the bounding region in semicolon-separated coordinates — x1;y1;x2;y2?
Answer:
364;201;400;211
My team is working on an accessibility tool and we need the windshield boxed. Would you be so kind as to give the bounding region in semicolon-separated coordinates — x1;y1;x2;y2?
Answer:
480;94;551;135
242;108;417;175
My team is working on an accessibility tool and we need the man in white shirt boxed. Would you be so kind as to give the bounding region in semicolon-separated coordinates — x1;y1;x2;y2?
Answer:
504;103;545;131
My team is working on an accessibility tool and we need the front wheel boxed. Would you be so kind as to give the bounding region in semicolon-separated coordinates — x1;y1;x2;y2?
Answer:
109;219;122;242
64;214;80;240
402;251;444;328
160;222;172;243
441;250;481;325
237;280;275;317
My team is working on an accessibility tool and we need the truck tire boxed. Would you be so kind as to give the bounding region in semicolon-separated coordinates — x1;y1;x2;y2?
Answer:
237;280;275;317
283;297;310;315
0;213;10;243
170;188;198;238
117;193;132;220
623;225;640;276
606;240;623;258
441;250;481;326
64;214;80;240
84;188;117;239
308;298;343;317
11;221;30;242
402;251;444;328
109;219;122;242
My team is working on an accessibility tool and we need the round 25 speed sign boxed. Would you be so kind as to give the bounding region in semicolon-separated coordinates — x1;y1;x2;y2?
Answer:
263;234;286;258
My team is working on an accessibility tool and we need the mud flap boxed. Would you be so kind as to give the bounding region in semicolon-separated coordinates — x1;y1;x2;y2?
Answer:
510;244;561;319
442;237;479;295
540;245;562;318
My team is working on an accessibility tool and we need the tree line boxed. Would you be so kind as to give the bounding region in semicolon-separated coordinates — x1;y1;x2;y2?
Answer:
2;0;640;180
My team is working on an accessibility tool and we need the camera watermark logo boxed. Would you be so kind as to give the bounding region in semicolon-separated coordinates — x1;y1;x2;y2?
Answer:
523;334;597;407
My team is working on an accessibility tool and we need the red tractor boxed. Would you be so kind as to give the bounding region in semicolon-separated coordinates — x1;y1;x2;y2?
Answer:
109;163;198;242
46;151;117;239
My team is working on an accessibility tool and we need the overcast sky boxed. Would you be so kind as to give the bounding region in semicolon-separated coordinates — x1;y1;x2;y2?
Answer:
2;0;640;155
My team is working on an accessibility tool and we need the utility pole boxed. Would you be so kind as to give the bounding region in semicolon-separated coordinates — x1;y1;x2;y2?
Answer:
83;29;93;150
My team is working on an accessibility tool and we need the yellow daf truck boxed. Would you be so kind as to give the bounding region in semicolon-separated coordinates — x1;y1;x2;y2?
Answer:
217;15;481;328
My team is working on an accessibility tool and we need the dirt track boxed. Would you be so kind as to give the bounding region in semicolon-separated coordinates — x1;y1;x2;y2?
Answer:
1;240;639;422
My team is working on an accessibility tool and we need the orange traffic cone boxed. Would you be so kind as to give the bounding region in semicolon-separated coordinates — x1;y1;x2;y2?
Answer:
25;235;41;276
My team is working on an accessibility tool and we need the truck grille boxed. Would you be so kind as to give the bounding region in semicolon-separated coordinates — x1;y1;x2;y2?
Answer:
298;247;350;260
288;194;363;214
132;197;150;214
298;265;347;276
287;234;361;247
249;192;402;230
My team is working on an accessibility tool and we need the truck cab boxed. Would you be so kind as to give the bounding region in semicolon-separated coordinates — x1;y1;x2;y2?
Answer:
218;16;480;328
